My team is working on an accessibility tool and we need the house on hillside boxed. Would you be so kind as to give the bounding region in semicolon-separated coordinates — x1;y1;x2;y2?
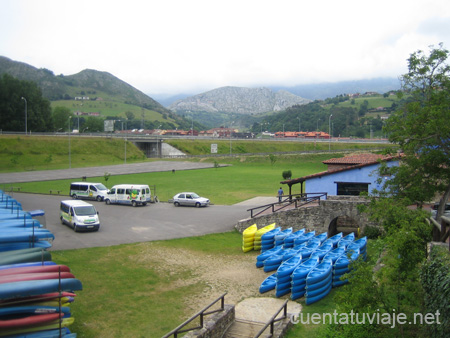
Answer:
280;153;401;198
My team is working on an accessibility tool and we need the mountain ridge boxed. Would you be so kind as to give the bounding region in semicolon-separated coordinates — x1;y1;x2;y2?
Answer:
168;86;311;115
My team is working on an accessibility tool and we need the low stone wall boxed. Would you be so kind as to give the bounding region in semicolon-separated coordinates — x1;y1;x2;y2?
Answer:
183;304;235;338
236;196;377;234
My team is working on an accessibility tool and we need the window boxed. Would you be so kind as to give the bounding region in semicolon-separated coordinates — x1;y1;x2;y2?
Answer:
336;182;369;196
90;185;97;192
117;189;125;194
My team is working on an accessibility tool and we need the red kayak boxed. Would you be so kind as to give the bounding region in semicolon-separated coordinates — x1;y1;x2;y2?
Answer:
0;312;63;328
0;265;71;276
0;272;75;284
0;291;76;307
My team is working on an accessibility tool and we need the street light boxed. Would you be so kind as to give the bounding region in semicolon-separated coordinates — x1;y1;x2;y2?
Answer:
329;114;333;151
21;97;27;135
68;116;72;169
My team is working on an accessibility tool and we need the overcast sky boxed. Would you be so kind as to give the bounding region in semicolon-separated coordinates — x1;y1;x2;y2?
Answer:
1;0;449;96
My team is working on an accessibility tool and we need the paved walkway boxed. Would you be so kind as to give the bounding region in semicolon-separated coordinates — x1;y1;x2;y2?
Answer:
0;161;218;184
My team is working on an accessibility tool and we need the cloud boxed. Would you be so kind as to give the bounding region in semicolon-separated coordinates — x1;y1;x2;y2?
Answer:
1;0;449;95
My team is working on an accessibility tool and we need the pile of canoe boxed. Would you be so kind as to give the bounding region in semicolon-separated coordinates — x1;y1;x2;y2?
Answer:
251;224;367;305
0;191;83;337
243;223;276;252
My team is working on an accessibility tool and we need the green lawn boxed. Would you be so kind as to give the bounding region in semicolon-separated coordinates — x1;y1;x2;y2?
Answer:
7;153;333;205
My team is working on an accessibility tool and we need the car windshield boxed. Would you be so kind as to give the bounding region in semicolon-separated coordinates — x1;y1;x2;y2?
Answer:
191;193;200;198
95;184;108;191
74;206;96;216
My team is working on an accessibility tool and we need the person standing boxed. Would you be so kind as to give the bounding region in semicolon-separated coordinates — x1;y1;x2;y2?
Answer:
278;187;284;203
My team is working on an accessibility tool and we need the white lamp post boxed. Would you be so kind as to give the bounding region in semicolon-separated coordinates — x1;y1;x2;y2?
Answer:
329;114;333;151
21;97;27;134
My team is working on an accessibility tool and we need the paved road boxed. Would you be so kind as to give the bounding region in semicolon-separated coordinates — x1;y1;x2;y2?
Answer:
11;192;252;251
0;161;220;184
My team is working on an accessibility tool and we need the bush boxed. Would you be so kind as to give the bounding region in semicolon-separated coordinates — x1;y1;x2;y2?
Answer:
282;170;292;180
362;225;383;239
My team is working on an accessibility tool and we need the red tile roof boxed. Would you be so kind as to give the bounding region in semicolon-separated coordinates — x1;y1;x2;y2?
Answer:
322;153;393;165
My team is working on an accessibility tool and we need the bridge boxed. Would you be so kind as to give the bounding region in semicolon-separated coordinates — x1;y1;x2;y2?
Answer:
236;195;379;236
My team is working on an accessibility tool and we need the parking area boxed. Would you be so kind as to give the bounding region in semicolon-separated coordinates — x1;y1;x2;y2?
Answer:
0;161;254;251
12;192;252;251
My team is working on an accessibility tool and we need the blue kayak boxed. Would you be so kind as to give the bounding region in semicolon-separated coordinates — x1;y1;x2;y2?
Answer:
327;232;343;247
256;247;283;268
313;232;328;244
323;246;346;264
293;231;316;247
312;240;334;260
291;256;320;281
259;273;277;293
306;259;333;285
0;261;56;270
334;249;360;269
0;278;83;300
276;253;302;278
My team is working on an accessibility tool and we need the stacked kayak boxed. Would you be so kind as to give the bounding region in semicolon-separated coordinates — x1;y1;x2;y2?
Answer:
0;191;82;337
305;258;333;305
283;229;305;248
260;227;281;252
253;223;276;251
254;228;366;304
275;253;302;297
274;228;292;247
242;224;257;252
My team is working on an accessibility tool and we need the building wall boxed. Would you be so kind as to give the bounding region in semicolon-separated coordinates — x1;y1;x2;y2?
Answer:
305;160;399;197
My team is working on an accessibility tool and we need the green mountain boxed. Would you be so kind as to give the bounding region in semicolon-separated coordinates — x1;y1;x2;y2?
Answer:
0;56;166;112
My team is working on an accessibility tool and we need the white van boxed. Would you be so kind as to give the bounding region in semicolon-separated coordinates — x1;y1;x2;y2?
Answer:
60;200;100;232
70;182;109;201
105;184;151;207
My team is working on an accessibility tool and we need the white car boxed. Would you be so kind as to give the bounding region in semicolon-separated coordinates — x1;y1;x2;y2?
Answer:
173;192;210;207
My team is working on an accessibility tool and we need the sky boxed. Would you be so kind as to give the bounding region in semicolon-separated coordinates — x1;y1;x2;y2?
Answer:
1;0;450;97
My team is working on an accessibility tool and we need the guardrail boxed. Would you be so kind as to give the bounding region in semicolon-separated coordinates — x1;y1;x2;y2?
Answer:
254;299;289;338
162;292;227;338
247;193;327;218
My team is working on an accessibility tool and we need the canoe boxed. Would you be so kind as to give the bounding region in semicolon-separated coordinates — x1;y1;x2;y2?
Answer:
0;278;83;300
322;246;346;264
306;281;332;299
0;292;76;307
0;261;56;271
305;284;332;305
0;241;52;253
254;223;276;241
313;232;328;244
0;317;74;337
0;248;47;257
256;247;283;268
242;224;257;238
327;232;343;247
283;229;306;248
296;240;320;259
337;232;356;248
0;305;71;317
0;219;40;227
0;230;54;243
306;273;332;292
291;256;320;281
274;228;293;245
0;272;76;283
259;273;277;293
275;281;291;297
0;312;63;329
312;240;334;260
0;250;52;265
347;236;367;254
261;227;281;241
293;231;316;247
334;249;360;269
263;262;282;273
306;259;333;285
276;253;302;278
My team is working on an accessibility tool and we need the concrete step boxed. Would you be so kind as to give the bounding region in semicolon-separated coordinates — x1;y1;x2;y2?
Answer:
223;319;269;338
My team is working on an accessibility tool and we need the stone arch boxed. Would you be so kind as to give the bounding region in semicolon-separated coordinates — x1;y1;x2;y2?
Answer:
328;215;360;236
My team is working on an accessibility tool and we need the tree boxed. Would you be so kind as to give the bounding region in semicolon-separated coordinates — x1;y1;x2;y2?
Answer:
52;106;72;132
0;74;53;132
383;43;450;219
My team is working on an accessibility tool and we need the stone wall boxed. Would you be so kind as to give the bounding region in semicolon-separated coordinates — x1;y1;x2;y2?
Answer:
183;304;235;338
236;196;378;234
